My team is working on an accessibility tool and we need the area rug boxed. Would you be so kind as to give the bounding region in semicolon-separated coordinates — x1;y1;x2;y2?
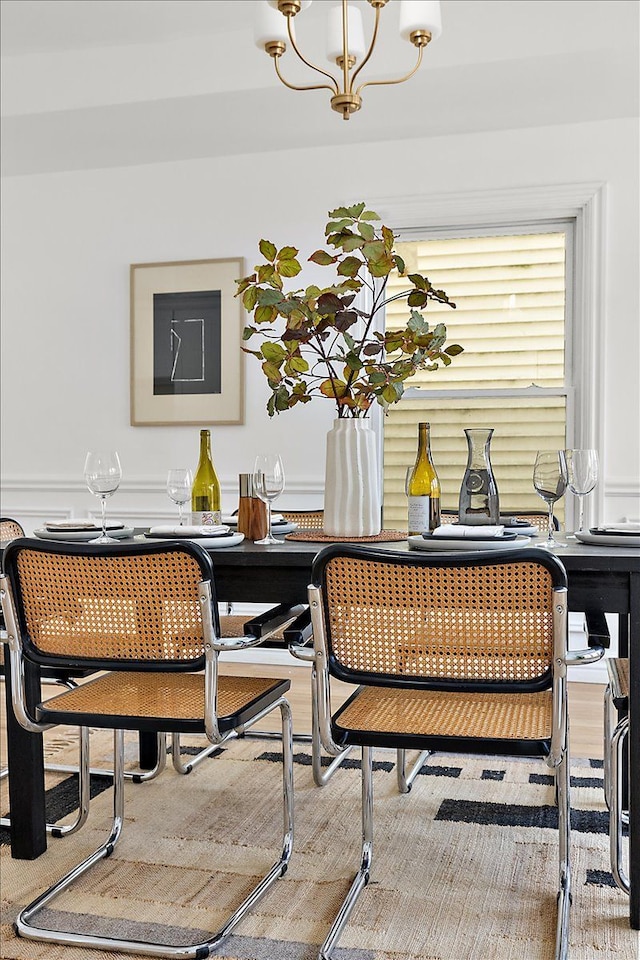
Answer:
1;729;635;960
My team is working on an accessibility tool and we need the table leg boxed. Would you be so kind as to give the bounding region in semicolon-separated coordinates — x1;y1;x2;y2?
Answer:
5;659;47;859
138;731;159;769
630;572;639;929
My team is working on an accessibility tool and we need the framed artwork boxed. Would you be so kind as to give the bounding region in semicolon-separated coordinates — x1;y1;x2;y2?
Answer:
130;257;244;425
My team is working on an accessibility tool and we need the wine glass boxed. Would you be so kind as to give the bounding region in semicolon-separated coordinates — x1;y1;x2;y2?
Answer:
532;450;568;550
83;451;122;544
566;449;599;534
166;468;193;525
252;454;285;545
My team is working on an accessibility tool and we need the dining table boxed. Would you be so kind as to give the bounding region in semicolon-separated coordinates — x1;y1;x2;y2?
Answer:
1;532;639;930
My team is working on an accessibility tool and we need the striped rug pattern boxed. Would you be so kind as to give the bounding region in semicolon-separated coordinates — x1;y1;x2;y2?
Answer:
1;730;635;960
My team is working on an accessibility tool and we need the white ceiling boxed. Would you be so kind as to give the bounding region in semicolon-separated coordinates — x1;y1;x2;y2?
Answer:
1;0;638;176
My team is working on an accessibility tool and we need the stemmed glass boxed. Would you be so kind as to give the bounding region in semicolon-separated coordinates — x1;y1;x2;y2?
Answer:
166;468;193;526
533;450;568;550
252;453;285;545
566;449;599;534
83;451;123;544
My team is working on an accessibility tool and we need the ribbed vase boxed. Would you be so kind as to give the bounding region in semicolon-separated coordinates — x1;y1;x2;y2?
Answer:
323;418;381;537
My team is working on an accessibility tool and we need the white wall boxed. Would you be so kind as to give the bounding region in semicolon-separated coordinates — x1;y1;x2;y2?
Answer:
2;116;638;534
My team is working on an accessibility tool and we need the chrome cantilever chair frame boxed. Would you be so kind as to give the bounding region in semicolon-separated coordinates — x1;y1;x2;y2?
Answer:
1;538;294;958
170;601;309;775
307;545;606;960
287;610;432;792
604;657;630;894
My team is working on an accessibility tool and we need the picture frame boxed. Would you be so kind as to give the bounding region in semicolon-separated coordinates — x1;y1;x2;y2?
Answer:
130;257;245;425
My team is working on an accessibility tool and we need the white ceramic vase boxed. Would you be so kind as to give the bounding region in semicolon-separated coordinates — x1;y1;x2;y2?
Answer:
323;418;381;537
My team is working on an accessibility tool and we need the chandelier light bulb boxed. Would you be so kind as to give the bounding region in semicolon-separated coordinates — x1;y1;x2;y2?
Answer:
399;0;442;43
255;2;289;51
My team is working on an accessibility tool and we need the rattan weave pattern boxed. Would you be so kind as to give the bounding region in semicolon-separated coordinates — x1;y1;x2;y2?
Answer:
335;685;553;740
16;549;207;662
39;671;282;722
0;518;24;542
280;510;325;530
324;557;554;683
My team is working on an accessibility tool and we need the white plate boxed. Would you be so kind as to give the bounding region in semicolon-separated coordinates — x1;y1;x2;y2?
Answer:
135;532;245;548
222;519;298;536
574;531;640;548
408;534;532;552
34;527;135;542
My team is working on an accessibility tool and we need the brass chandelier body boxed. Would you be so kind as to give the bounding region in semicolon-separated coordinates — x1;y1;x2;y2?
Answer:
264;0;435;120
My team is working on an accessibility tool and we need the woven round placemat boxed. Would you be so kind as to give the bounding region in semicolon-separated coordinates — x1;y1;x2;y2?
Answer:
285;529;407;543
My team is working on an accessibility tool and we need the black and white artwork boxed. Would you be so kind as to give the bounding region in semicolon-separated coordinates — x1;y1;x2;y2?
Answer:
153;290;221;396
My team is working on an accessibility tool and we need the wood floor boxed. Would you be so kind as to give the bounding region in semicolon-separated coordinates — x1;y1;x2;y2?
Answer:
220;661;606;760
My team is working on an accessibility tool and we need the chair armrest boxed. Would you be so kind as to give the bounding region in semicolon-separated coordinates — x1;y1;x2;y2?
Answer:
284;607;315;662
584;610;610;649
244;602;308;644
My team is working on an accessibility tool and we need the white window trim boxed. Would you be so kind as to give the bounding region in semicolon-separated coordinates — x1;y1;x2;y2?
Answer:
370;182;607;524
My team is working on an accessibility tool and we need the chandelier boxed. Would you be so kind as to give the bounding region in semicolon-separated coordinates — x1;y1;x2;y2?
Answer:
255;1;442;120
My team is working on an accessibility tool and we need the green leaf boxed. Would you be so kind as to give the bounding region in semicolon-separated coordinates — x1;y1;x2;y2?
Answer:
242;326;256;341
408;273;426;290
408;290;428;307
407;310;428;333
325;219;352;234
235;275;254;295
341;235;365;252
308;249;336;266
360;210;381;221
242;286;259;312
267;394;276;417
337;256;362;277
288;356;309;373
275;387;290;412
255;303;276;324
258;288;283;305
320;378;347;399
362;240;386;261
257;264;276;284
328;206;351;219
261;342;286;362
262;360;282;383
345;352;363;372
445;343;464;356
259;239;277;262
277;245;298;260
347;202;365;218
393;254;406;275
279;258;302;278
367;252;395;277
358;222;376;242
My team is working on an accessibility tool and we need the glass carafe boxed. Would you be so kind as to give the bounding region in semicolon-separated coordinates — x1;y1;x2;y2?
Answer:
458;428;500;525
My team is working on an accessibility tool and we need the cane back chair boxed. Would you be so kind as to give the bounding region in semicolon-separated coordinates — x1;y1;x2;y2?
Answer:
1;518;97;838
604;657;630;894
1;538;294;958
307;545;606;960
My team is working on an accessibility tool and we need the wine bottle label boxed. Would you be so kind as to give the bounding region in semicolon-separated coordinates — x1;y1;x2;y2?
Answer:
408;496;440;535
192;510;222;526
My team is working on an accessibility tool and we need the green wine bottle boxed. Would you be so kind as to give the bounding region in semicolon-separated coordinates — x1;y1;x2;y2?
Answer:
191;429;221;526
407;422;441;534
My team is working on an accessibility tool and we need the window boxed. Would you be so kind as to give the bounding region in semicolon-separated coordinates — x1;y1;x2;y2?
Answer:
382;225;574;529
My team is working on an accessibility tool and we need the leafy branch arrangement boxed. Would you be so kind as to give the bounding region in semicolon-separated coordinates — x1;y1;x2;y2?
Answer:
236;202;463;417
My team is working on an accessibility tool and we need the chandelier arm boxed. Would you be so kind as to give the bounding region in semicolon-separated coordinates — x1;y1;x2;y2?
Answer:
273;57;337;94
285;13;340;95
355;44;424;97
350;3;382;90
